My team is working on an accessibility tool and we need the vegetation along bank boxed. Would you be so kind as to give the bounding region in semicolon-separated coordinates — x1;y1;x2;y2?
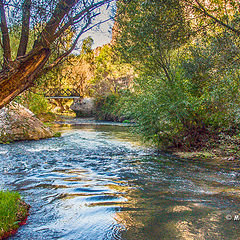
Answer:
0;191;30;239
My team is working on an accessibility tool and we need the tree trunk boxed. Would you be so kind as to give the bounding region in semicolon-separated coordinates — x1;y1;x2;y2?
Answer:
0;0;11;64
17;0;32;57
0;47;50;109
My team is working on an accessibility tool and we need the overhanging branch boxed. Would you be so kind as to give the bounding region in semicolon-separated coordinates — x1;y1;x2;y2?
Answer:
40;14;95;75
54;0;113;42
193;0;240;36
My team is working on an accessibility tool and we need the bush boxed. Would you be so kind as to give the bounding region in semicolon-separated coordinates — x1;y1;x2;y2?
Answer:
122;53;240;149
94;91;133;122
114;1;240;150
16;91;50;116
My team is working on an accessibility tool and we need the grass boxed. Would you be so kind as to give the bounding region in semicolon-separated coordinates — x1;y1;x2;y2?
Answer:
0;190;30;239
53;132;61;137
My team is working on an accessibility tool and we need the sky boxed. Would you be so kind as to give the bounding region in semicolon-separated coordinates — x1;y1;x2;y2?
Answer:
75;3;116;52
81;20;114;49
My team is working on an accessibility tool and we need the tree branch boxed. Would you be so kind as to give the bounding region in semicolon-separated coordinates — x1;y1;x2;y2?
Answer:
53;13;88;41
39;0;114;74
54;0;113;42
194;0;240;36
17;0;32;57
35;0;79;47
40;14;94;75
0;0;11;64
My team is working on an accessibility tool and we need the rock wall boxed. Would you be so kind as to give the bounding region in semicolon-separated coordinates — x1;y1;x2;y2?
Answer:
70;98;95;117
0;103;54;143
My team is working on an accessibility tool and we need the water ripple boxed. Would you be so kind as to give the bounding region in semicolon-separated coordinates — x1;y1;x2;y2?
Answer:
0;124;239;240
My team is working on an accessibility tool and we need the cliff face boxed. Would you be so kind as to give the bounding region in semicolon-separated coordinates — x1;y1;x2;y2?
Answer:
0;103;54;143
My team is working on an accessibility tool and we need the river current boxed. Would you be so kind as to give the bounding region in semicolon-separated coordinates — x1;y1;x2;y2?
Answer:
0;121;239;240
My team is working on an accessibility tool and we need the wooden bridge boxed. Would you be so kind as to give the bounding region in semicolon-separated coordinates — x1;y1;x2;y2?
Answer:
44;88;82;99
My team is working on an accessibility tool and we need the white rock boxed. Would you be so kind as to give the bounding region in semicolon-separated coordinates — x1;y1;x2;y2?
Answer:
0;103;54;142
70;97;95;117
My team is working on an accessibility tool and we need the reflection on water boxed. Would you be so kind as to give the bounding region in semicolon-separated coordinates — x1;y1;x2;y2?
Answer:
0;123;239;240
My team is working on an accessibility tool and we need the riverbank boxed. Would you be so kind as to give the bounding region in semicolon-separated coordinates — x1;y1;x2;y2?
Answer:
0;191;30;239
2;102;239;168
171;132;240;169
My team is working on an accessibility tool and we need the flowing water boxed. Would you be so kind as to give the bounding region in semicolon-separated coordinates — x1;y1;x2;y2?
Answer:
0;121;240;240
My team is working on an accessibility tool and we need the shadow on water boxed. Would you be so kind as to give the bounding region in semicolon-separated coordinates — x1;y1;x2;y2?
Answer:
0;121;239;240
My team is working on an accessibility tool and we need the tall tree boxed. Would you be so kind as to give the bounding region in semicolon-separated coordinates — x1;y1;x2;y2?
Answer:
115;0;190;81
115;0;240;78
0;0;114;108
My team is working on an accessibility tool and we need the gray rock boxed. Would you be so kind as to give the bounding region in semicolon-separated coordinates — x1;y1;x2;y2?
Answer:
70;98;95;117
0;103;54;143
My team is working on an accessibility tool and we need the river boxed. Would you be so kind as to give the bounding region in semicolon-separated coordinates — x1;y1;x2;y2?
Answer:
0;121;239;240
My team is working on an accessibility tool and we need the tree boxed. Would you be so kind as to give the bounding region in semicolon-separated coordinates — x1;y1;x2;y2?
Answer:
115;0;190;81
114;0;240;148
0;0;114;109
182;0;240;36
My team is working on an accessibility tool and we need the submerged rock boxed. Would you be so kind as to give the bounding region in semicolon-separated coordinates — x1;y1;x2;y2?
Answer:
70;97;95;117
0;103;54;143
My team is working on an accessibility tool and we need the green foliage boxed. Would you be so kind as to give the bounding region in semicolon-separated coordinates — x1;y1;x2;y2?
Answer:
91;44;133;97
95;94;121;121
28;93;50;116
115;0;240;149
93;45;113;82
125;65;240;148
91;44;133;121
115;0;190;76
0;190;28;238
16;91;50;116
53;132;62;137
94;91;133;122
81;36;94;55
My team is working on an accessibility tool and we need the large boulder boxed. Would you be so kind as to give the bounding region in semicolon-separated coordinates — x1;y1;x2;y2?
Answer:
0;103;54;143
70;97;95;117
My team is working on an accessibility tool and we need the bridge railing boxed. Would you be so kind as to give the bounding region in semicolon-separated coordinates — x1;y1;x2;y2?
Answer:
44;88;82;99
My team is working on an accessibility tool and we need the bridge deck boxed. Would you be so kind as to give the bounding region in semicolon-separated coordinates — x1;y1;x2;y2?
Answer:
46;96;81;99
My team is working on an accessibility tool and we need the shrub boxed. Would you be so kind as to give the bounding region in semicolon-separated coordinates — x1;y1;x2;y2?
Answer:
94;91;133;122
16;91;50;116
123;63;240;149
